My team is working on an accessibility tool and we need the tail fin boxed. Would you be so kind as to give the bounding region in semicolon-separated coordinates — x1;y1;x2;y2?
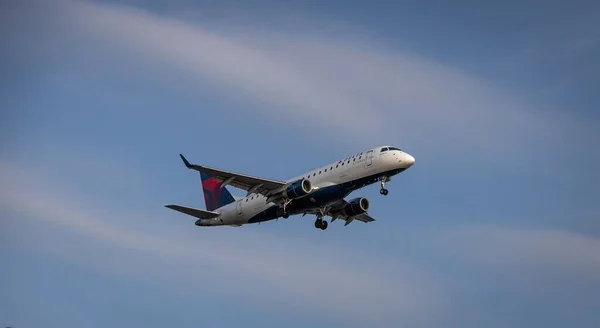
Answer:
200;171;235;211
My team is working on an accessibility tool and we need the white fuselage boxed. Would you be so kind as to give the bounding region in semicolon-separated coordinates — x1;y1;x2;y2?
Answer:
200;146;415;226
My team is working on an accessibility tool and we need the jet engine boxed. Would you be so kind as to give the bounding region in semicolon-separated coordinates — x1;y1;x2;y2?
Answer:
282;178;312;199
344;197;370;216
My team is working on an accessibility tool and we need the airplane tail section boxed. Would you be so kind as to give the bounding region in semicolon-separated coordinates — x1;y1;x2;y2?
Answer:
178;154;235;211
200;171;236;211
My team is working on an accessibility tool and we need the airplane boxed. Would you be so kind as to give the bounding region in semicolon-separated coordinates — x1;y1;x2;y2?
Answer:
165;145;415;230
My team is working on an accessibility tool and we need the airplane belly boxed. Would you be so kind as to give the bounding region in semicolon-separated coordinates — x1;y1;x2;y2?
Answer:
247;205;280;223
290;184;349;210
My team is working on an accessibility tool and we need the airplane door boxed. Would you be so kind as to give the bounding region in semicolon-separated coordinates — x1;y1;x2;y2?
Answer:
365;150;373;166
236;200;243;215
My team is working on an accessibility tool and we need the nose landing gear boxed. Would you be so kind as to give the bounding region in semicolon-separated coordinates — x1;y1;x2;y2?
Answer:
380;176;390;195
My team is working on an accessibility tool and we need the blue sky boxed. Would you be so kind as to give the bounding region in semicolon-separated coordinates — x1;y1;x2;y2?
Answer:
1;0;599;327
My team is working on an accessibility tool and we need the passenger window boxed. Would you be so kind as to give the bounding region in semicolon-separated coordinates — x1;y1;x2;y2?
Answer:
313;173;316;176
325;169;327;172
319;171;321;174
359;156;361;159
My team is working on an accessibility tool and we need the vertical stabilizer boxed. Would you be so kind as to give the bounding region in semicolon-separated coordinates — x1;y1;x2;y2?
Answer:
178;154;236;211
200;171;235;211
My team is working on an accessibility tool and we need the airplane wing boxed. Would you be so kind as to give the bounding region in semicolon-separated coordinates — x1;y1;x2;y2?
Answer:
333;211;376;226
306;198;376;225
178;154;286;196
353;213;376;223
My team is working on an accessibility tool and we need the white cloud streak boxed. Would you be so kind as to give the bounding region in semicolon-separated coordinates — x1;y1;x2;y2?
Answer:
40;0;590;162
0;163;443;326
439;225;600;283
3;160;599;326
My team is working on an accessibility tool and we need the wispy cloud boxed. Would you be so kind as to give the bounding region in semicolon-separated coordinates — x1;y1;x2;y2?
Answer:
438;225;600;282
23;0;592;164
0;163;443;326
4;159;600;327
433;225;600;326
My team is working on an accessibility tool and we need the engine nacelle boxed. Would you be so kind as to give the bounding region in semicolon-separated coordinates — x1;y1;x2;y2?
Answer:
282;178;312;199
344;197;370;216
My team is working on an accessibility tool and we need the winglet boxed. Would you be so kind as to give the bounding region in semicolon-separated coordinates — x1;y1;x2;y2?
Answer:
180;154;192;168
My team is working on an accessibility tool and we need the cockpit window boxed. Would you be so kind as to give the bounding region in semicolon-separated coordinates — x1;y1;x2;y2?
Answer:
388;147;402;151
380;147;389;152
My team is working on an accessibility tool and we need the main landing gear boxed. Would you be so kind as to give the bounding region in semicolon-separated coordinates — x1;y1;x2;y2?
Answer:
314;207;328;230
281;199;293;218
380;176;390;196
314;217;328;230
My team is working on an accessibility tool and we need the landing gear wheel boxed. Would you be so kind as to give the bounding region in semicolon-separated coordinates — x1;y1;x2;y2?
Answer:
314;218;322;229
282;212;289;219
380;188;389;195
320;220;328;230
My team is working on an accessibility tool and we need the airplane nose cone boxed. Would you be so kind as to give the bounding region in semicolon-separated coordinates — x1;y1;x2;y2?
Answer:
404;154;415;168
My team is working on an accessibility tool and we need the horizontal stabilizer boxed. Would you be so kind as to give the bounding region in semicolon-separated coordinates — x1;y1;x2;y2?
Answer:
165;204;220;220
